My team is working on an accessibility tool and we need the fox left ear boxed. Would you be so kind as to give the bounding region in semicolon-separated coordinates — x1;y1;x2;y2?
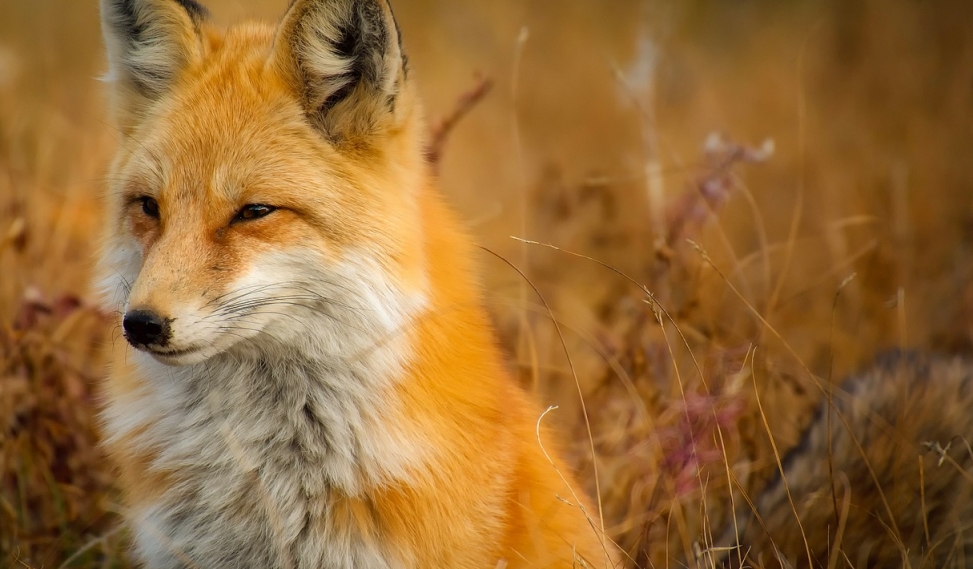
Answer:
101;0;208;131
272;0;406;142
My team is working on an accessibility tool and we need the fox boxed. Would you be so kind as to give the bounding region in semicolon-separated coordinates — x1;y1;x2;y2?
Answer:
707;351;973;569
96;0;617;567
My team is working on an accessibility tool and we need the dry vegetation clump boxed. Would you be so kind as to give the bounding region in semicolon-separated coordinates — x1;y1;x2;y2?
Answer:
0;5;123;562
515;137;821;565
2;0;973;567
0;289;128;567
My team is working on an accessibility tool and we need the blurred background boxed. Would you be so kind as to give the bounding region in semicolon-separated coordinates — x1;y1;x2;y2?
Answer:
2;0;972;566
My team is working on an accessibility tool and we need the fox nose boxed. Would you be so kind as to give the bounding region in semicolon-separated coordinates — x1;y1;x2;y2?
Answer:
123;309;171;347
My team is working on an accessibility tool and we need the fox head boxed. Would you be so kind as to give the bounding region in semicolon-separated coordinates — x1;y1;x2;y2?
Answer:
99;0;429;367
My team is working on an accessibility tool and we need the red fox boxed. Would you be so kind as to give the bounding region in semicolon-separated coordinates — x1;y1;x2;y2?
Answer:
96;0;616;566
708;351;973;568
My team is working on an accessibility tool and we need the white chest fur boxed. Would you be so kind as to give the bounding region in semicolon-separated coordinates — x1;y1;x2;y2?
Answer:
101;253;431;568
105;351;425;568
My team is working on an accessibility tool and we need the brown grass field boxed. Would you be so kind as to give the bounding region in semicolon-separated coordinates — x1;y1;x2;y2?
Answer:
2;0;973;567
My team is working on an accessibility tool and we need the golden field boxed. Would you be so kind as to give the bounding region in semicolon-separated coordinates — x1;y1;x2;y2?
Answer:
1;0;972;567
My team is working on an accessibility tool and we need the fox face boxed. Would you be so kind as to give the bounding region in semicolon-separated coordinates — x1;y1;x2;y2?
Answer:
100;0;428;367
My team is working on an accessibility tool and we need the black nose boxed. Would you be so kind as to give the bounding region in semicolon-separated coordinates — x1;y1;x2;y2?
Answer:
123;309;170;347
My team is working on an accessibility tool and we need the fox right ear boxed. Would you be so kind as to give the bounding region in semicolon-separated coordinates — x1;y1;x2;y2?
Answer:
100;0;208;130
271;0;406;143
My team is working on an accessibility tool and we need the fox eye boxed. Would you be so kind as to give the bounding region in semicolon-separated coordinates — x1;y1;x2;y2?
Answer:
233;204;276;223
140;196;160;219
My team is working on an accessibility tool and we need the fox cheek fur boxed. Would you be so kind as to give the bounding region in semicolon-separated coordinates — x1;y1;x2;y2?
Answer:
97;0;617;567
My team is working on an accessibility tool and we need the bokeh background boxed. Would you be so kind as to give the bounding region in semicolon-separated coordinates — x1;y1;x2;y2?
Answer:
2;0;972;566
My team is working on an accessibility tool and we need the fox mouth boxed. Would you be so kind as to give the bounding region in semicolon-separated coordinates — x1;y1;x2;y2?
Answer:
141;345;203;359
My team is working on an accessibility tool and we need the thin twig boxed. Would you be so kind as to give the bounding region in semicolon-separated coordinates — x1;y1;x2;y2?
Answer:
425;73;494;170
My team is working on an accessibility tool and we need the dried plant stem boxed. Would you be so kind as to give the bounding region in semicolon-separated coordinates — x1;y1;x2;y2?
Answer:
480;245;614;567
424;74;494;170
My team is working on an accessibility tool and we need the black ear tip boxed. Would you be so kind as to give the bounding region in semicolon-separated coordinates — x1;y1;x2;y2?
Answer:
383;0;404;47
174;0;209;21
104;0;208;34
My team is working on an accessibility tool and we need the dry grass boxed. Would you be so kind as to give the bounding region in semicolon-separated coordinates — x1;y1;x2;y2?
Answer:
2;0;973;567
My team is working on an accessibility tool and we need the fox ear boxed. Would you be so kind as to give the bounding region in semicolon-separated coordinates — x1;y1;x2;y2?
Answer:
272;0;406;142
100;0;208;128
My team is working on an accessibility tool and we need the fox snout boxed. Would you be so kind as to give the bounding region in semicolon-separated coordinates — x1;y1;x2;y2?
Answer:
122;309;171;348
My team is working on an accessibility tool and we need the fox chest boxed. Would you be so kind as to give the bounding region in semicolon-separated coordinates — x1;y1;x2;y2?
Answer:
132;501;400;569
105;368;415;569
126;425;406;569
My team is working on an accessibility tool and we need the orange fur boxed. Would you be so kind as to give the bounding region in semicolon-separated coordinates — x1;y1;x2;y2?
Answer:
98;1;617;566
